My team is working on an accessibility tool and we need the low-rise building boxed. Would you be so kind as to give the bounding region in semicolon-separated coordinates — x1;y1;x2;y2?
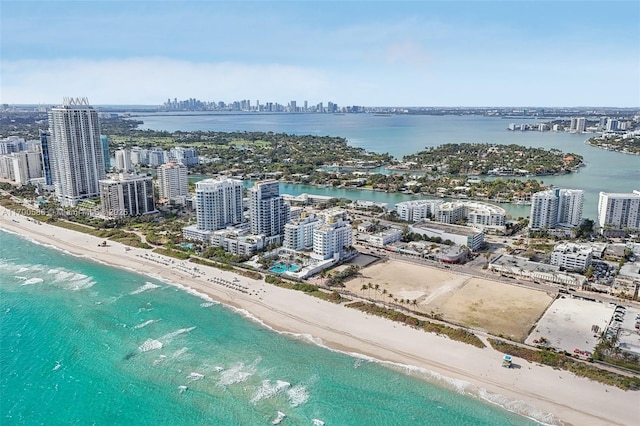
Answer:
409;221;484;251
435;200;506;232
210;226;273;256
368;229;402;247
395;199;443;222
550;243;593;271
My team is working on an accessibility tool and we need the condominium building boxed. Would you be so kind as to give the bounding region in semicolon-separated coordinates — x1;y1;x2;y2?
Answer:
40;131;53;185
0;151;42;184
248;180;291;238
550;243;592;271
195;178;244;231
100;135;111;170
115;149;132;172
529;188;584;230
435;201;506;232
283;213;321;251
312;210;353;260
157;161;189;203
597;191;640;231
395;199;443;222
99;173;156;218
168;147;199;166
48;97;106;206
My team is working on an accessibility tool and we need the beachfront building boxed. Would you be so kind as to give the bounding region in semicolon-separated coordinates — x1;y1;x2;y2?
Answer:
409;221;484;251
529;188;584;230
40;131;53;185
98;173;156;218
47;97;106;206
248;180;291;239
435;201;506;232
197;177;243;229
157;161;189;204
0;150;43;185
395;199;443;222
210;226;268;256
283;213;321;251
312;209;353;261
597;191;640;234
550;243;593;272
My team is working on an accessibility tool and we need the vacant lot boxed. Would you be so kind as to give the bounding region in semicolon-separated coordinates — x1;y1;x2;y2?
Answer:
344;259;553;341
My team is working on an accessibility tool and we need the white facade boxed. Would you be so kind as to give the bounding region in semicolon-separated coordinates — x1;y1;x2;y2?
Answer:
48;97;106;206
395;199;443;222
168;147;199;166
597;191;640;231
410;222;484;251
194;178;244;231
312;218;353;261
157;161;188;203
0;151;42;184
368;229;402;247
99;173;156;218
210;227;267;256
248;180;291;238
435;201;506;232
283;213;321;251
115;149;132;172
550;243;593;271
530;188;584;230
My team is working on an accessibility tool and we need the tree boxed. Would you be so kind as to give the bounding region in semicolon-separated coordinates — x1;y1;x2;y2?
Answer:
360;284;368;296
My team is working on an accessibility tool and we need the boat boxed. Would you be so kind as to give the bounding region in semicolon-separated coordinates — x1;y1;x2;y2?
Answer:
272;411;286;425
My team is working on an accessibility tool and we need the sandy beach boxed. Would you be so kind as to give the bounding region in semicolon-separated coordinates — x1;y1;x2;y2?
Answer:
1;206;638;426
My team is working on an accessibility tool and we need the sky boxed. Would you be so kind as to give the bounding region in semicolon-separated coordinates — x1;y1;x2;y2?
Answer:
1;0;639;107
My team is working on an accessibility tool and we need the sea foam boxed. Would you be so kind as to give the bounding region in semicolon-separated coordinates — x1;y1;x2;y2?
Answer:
130;282;161;295
287;384;309;407
138;339;163;352
251;379;291;404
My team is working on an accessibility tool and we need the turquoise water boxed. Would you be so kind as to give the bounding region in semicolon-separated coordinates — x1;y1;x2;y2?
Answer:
0;230;542;425
141;113;639;221
269;263;301;274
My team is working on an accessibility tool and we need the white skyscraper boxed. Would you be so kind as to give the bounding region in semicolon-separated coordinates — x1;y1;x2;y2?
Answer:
598;191;640;231
248;180;291;238
195;178;244;231
529;188;584;230
99;173;156;217
48;97;106;206
157;161;188;203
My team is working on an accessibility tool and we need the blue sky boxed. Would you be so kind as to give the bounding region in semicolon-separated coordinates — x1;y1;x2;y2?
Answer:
1;1;639;106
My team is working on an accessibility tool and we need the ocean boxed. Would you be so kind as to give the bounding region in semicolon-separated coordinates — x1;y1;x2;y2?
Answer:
137;112;640;220
0;230;541;425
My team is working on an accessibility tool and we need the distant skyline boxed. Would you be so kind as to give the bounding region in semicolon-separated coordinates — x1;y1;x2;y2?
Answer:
1;1;639;107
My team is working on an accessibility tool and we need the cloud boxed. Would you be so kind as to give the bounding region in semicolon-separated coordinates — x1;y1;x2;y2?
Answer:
385;40;430;69
0;58;332;105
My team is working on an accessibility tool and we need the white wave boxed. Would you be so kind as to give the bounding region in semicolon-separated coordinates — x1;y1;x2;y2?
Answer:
287;384;309;407
52;361;62;371
138;339;163;352
20;277;43;285
159;326;196;344
171;347;189;359
217;362;257;387
14;275;27;280
130;282;161;295
153;355;167;365
251;379;291;404
312;420;325;426
200;301;217;307
178;385;188;394
16;266;30;273
271;411;286;425
187;372;205;382
214;366;225;372
133;319;159;330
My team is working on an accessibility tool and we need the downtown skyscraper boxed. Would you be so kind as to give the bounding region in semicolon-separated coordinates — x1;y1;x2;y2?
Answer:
48;97;106;206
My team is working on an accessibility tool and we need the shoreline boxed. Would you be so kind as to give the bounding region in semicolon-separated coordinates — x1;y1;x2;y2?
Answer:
1;207;638;426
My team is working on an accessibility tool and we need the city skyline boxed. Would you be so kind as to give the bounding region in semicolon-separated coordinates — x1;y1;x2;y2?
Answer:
1;1;639;107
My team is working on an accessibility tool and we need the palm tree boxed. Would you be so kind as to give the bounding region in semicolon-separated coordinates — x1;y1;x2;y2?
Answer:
374;284;380;300
360;284;368;296
367;282;373;298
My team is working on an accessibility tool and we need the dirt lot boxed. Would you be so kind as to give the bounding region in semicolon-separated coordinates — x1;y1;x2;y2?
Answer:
344;258;554;341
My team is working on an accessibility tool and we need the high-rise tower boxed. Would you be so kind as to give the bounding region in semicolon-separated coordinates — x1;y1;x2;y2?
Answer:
48;97;106;206
248;180;290;238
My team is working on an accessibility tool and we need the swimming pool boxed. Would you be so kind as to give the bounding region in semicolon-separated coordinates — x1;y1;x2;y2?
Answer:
269;263;301;273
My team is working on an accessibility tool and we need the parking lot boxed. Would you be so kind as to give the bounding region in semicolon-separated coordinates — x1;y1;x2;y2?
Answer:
525;297;614;356
605;304;640;357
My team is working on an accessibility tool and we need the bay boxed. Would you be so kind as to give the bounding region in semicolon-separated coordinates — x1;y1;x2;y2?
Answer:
139;112;639;219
